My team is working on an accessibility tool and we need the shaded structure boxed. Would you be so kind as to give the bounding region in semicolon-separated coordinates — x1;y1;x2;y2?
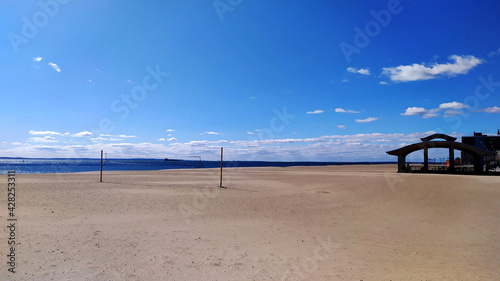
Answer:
461;131;500;165
386;134;496;174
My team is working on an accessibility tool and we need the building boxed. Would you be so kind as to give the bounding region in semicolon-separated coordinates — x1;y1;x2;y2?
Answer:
386;133;496;173
461;131;500;164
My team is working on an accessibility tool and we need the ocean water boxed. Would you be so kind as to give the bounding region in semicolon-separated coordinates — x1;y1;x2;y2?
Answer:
0;158;394;174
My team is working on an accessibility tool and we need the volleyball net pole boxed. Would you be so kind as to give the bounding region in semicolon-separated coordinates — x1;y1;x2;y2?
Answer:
219;147;223;188
100;150;103;182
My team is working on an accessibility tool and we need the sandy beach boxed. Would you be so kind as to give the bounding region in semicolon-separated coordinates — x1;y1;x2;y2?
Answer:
1;164;499;280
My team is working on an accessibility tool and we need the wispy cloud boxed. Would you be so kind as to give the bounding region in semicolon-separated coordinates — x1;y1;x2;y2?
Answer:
157;138;166;141
355;117;378;123
335;108;360;114
488;48;500;57
382;55;483;82
33;57;43;62
202;131;222;135
483;106;500;113
347;67;370;75
247;131;255;135
29;130;64;136
48;62;61;72
379;81;389;85
28;136;58;143
167;137;177;142
100;134;136;138
306;109;324;114
166;129;175;132
337;125;346;129
422;109;440;119
443;110;464;117
72;131;92;137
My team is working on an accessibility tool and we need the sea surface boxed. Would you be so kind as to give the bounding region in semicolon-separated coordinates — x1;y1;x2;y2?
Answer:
0;158;394;174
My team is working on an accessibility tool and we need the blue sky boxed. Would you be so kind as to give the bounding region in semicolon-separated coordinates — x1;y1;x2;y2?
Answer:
1;0;500;161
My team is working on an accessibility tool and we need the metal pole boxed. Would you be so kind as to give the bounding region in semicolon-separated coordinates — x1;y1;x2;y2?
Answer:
219;147;223;187
100;150;103;182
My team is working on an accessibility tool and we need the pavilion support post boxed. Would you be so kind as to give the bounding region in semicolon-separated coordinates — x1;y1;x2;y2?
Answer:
423;147;429;171
449;147;455;172
397;155;406;172
473;155;483;173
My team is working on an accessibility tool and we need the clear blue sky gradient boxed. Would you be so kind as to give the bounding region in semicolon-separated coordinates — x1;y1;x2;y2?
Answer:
1;0;500;160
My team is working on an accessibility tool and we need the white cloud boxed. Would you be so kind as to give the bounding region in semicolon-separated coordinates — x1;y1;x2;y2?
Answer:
342;79;349;83
422;109;440;119
167;138;177;142
379;81;389;85
157;138;166;141
306;109;324;114
90;137;113;142
100;134;136;138
28;136;58;143
355;117;378;123
166;129;175;132
401;107;427;116
2;131;453;161
382;55;483;82
249;96;257;99
335;108;360;114
89;134;135;142
443;110;464;117
202;131;222;135
48;62;61;72
483;106;500;113
438;101;470;110
337;125;346;129
29;130;62;136
401;101;473;119
247;131;255;135
488;48;500;57
401;107;440;118
127;79;133;83
347;67;370;75
33;57;43;62
88;80;92;83
72;131;92;137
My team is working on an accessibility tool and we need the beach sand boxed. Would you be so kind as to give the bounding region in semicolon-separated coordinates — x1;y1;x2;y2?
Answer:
1;164;499;280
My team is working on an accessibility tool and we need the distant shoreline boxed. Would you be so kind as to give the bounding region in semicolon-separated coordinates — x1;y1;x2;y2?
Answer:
0;158;397;175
